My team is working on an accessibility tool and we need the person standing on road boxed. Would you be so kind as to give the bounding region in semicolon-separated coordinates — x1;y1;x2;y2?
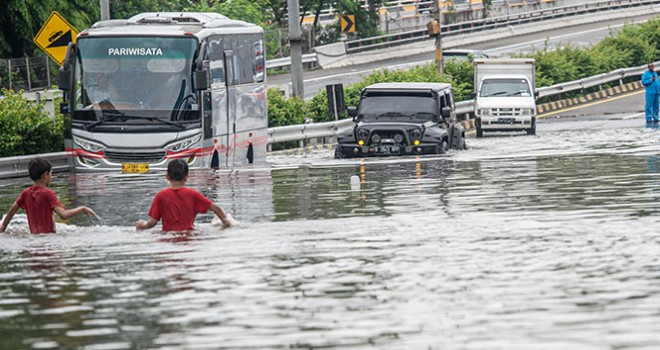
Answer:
641;63;660;124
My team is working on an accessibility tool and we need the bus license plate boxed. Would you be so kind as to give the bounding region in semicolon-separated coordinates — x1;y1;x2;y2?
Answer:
122;163;149;174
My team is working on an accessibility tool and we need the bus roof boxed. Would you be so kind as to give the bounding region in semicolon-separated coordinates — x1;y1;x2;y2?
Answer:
83;12;263;38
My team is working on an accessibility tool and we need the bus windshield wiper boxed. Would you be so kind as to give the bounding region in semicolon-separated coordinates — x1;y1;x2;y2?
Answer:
85;114;185;130
84;110;125;130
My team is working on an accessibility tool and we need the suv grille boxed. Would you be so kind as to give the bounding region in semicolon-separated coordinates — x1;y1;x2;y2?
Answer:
370;131;408;145
104;150;165;163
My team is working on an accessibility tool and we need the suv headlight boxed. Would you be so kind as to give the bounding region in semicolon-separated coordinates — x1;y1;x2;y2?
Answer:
73;136;106;152
165;134;202;152
479;109;491;116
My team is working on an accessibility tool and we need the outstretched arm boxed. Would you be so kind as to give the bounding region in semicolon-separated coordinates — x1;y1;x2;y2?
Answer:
0;203;20;233
53;206;99;220
210;203;234;228
135;218;158;230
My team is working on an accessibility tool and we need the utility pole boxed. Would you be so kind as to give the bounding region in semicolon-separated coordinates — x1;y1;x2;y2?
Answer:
434;0;443;75
287;0;304;98
100;0;110;21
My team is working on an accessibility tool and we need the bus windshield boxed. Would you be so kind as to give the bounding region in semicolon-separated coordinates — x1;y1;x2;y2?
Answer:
74;36;198;122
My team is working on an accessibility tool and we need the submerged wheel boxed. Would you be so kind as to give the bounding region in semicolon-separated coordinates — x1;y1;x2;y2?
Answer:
527;125;536;135
457;136;467;150
334;146;344;159
436;140;449;154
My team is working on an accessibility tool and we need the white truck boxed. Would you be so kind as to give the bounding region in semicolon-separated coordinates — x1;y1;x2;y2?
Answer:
473;58;538;138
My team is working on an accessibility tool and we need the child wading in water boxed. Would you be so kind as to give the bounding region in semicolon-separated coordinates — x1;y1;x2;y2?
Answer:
0;157;98;234
135;159;235;232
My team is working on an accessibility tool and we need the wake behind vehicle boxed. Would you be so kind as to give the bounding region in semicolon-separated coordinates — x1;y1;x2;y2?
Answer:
58;12;268;172
334;82;466;159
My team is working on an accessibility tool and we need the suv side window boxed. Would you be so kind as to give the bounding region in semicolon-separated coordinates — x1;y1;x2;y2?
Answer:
446;91;454;109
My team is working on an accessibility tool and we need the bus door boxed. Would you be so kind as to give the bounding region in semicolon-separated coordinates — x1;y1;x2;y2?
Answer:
224;50;237;167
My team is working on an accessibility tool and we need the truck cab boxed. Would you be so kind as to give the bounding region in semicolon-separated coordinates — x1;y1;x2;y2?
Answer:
473;58;538;138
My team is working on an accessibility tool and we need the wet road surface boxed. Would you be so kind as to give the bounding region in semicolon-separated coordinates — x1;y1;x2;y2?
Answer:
0;116;659;349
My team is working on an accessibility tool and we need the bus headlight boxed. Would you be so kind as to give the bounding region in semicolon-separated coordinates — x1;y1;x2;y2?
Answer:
164;134;202;152
73;136;106;152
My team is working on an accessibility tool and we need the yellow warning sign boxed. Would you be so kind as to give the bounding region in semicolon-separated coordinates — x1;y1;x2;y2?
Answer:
33;11;79;66
340;15;356;33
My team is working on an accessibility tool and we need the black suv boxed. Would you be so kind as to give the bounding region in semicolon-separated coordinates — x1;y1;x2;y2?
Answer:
334;82;466;158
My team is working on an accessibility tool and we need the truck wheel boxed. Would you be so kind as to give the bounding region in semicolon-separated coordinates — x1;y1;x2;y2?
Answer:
458;136;467;150
527;125;536;135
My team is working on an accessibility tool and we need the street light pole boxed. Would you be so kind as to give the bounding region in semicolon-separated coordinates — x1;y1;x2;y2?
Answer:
434;0;443;75
100;0;110;21
287;0;304;98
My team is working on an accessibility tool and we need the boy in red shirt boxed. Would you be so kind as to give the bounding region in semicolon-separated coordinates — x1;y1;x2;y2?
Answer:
0;157;99;234
135;159;234;232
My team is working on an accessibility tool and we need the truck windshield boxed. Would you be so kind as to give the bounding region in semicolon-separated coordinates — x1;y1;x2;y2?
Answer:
359;95;437;122
73;36;198;123
480;78;531;97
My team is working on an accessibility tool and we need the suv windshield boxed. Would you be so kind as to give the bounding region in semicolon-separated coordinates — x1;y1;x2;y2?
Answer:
480;78;531;97
359;95;437;122
73;36;198;123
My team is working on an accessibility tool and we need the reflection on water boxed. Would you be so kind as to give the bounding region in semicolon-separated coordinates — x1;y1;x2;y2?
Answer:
0;125;659;349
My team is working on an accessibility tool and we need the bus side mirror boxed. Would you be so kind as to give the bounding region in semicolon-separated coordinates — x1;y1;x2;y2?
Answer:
58;42;75;92
195;69;209;91
58;67;71;92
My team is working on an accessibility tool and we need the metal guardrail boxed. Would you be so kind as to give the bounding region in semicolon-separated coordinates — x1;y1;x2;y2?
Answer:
0;152;70;179
266;53;319;69
345;0;659;53
268;61;655;145
267;0;657;69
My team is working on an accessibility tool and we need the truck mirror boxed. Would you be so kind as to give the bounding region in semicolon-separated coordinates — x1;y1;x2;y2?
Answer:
534;91;540;99
347;106;357;118
194;69;209;91
471;92;477;99
441;106;451;119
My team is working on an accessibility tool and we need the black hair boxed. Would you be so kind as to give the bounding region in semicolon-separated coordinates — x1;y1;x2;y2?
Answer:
167;159;189;181
28;157;52;182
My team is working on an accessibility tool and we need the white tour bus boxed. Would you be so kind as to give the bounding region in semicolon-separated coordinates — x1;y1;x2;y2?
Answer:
58;12;268;172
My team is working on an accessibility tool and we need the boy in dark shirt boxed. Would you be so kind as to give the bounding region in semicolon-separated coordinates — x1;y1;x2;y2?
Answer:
135;159;234;231
0;157;98;234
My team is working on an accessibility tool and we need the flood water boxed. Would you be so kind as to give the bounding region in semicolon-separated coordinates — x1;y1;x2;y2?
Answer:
0;119;659;349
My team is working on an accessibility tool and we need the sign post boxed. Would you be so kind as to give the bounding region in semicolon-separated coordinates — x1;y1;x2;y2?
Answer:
33;11;79;66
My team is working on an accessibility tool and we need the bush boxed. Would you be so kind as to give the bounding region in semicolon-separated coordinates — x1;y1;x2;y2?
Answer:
0;89;63;157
